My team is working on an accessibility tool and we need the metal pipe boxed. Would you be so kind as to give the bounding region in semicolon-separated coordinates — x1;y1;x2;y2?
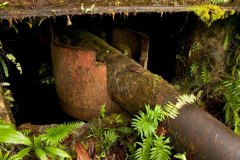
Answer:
164;104;240;160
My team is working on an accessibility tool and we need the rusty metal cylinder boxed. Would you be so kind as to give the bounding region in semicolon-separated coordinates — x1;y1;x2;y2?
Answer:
53;30;240;159
164;104;240;160
52;43;123;120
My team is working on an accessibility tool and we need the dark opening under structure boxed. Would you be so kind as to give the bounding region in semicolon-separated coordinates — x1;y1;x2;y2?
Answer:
0;12;201;125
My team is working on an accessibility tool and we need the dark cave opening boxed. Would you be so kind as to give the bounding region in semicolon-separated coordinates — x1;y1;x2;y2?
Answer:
0;12;199;125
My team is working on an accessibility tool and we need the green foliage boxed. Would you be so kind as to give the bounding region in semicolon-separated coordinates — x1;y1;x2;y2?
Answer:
5;54;22;75
174;152;187;160
188;42;202;58
190;63;199;76
135;136;152;160
38;62;54;85
226;34;240;76
150;136;172;160
103;129;119;151
40;122;84;146
132;94;195;160
189;5;234;27
87;107;134;159
209;0;229;4
100;103;106;119
2;89;14;107
0;150;13;160
0;58;8;78
88;123;120;155
0;121;84;160
200;65;211;83
0;2;9;9
215;72;240;133
0;40;22;77
223;33;230;52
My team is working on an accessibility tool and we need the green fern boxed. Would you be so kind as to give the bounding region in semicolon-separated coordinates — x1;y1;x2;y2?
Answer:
150;136;172;160
5;54;22;75
174;153;187;160
132;95;196;138
0;121;84;160
217;72;240;133
132;95;194;160
132;108;158;138
190;63;199;76
135;136;152;160
103;129;119;151
40;121;84;146
201;66;211;83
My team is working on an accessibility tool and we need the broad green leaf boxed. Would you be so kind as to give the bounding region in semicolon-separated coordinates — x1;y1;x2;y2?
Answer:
0;127;32;146
9;147;32;160
44;147;71;158
35;148;48;160
3;151;11;160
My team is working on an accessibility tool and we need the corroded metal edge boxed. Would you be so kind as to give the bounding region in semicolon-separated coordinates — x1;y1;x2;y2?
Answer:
0;5;239;19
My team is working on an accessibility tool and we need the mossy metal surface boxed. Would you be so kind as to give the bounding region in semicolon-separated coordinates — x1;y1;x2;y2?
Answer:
0;0;239;19
56;29;179;114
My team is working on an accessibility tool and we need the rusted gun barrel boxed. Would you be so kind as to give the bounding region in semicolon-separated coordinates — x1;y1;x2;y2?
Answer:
53;30;240;160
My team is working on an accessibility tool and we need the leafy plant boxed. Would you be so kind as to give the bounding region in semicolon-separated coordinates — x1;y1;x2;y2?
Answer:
0;121;84;160
215;72;240;133
132;94;196;160
0;41;22;78
86;104;134;159
174;152;187;160
200;65;211;83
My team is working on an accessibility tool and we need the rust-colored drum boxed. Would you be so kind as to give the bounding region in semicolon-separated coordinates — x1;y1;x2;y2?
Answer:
52;42;123;120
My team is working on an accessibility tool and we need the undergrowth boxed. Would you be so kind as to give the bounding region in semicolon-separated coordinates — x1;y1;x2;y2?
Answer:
175;29;240;135
0;120;84;160
132;95;195;160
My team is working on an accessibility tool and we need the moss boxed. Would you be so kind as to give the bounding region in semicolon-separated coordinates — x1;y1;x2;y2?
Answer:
189;5;234;27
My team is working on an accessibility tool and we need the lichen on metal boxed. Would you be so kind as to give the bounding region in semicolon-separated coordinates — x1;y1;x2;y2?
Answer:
0;0;239;19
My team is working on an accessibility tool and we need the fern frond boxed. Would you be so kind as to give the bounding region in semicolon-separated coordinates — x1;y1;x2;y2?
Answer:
200;66;210;83
132;112;157;138
174;152;187;160
6;54;22;75
146;104;162;124
150;136;172;160
163;102;179;119
135;136;153;160
103;129;119;150
175;94;196;109
40;121;84;146
20;130;31;137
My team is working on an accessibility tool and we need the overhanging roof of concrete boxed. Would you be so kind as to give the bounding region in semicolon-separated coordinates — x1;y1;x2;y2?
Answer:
0;0;239;19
